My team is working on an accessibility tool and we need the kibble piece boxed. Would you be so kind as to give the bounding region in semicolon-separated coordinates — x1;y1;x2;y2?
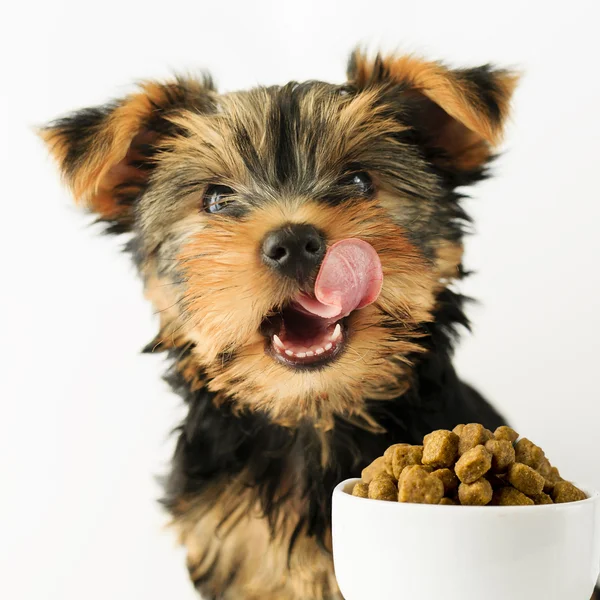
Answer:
548;466;562;482
536;457;553;479
542;466;562;494
458;479;493;506
458;423;493;456
452;424;465;436
552;481;587;503
439;497;456;505
398;466;444;504
514;438;545;469
507;463;545;496
391;445;423;480
422;430;459;468
431;468;459;495
368;474;398;501
548;466;562;483
398;465;426;488
531;492;554;505
352;482;369;498
401;464;432;479
383;444;409;475
455;445;492;484
492;486;535;506
361;456;388;484
494;426;519;443
485;439;516;473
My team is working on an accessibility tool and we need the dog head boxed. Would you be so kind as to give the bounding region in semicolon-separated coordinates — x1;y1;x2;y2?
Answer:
42;51;517;425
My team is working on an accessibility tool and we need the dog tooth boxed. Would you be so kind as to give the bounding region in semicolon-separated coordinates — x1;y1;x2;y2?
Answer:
324;342;333;351
285;350;294;357
331;324;342;341
273;334;285;350
296;352;307;358
315;347;325;355
306;350;314;357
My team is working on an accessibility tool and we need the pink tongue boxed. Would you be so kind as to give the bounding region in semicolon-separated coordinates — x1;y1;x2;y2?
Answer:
296;239;383;319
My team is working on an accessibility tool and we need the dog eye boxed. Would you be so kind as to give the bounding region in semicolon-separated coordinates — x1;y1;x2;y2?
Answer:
202;185;235;214
342;172;375;198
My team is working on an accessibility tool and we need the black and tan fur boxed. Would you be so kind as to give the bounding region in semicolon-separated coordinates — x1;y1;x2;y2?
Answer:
44;50;591;600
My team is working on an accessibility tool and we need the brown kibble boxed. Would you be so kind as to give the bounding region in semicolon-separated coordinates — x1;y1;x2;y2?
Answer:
398;465;444;504
485;439;516;473
455;445;492;483
361;456;388;484
493;426;519;443
548;466;562;482
422;430;459;468
391;445;423;479
368;474;398;502
412;465;434;475
383;444;409;476
542;466;562;494
458;478;493;506
358;426;583;508
552;481;587;503
352;482;369;498
507;463;545;496
439;497;456;505
514;438;545;469
492;486;535;506
452;424;465;436
458;423;493;455
431;468;459;495
536;457;552;479
398;465;426;488
531;492;554;505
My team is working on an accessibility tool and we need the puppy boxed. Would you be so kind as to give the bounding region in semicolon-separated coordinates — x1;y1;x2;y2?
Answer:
43;49;528;599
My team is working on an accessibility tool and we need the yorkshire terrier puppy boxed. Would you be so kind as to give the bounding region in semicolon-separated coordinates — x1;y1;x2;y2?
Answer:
43;49;530;599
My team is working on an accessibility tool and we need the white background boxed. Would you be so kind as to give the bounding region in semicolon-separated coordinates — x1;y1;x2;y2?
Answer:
1;1;599;598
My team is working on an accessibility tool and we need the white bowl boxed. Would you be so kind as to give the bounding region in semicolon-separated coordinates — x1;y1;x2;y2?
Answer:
332;478;600;600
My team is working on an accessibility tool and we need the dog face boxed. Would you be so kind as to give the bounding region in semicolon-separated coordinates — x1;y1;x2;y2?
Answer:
42;51;516;424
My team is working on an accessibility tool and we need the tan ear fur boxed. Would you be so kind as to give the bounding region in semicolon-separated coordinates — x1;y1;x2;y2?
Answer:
348;51;519;170
40;77;214;226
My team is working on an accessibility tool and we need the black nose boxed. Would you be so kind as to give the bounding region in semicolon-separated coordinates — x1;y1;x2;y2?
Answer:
261;223;326;283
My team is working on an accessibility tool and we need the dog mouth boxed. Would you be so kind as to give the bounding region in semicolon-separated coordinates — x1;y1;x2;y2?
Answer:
263;299;348;368
261;238;383;369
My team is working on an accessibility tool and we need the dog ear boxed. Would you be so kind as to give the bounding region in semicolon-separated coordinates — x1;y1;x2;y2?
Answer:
40;76;215;231
347;50;519;172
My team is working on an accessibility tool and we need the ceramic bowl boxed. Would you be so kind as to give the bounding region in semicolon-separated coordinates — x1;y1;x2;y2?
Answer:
332;478;600;600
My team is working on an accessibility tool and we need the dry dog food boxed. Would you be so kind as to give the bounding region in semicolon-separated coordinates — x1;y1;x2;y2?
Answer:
458;478;493;506
391;445;424;479
351;424;587;506
422;430;459;468
455;445;492;484
398;466;444;504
